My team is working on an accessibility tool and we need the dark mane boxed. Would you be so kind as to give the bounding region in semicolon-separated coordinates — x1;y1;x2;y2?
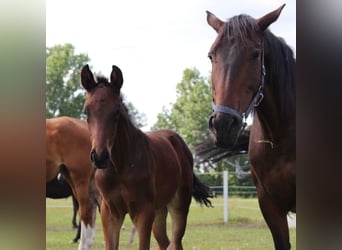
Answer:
221;14;296;121
120;100;135;126
224;14;259;44
264;30;296;122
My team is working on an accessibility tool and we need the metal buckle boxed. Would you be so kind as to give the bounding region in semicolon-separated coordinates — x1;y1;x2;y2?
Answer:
254;92;264;107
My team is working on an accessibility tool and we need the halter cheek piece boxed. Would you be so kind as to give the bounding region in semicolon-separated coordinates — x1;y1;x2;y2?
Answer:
212;40;266;132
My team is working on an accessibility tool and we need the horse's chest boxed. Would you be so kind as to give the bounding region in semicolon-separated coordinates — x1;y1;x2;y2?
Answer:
94;167;152;207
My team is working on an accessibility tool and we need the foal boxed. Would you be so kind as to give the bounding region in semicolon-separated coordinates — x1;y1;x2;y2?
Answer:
81;64;212;250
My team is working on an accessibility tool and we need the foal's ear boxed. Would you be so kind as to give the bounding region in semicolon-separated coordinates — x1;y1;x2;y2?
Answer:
81;64;96;91
206;11;224;33
256;4;285;32
110;65;123;92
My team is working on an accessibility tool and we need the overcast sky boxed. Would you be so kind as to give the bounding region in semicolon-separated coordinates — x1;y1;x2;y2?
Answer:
46;0;295;130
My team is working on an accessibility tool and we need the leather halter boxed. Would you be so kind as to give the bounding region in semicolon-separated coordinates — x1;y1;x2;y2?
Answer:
212;41;266;131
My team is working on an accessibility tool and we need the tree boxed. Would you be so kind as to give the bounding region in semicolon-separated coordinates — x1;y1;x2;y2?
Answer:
152;68;213;150
46;43;147;128
46;43;90;118
152;67;252;184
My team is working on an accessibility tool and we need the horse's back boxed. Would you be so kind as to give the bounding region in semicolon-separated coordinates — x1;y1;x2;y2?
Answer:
146;129;192;171
46;116;88;137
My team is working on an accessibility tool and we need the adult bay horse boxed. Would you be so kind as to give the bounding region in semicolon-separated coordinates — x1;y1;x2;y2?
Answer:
46;117;100;249
206;5;295;250
81;64;212;250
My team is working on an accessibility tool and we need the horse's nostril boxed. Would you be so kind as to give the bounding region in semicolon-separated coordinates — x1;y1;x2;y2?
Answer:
208;115;216;134
90;149;97;163
90;148;110;168
100;149;109;161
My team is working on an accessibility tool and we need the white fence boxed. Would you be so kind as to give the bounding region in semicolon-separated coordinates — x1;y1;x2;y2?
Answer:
198;171;257;223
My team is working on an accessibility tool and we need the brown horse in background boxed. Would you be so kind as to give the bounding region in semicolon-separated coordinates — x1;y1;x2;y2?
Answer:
46;117;99;249
81;64;212;250
206;5;295;250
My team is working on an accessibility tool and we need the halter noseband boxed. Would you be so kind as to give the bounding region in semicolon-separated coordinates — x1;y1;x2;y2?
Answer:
212;40;266;131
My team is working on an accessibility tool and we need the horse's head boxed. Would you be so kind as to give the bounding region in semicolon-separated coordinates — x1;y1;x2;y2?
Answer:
81;64;124;169
206;5;285;148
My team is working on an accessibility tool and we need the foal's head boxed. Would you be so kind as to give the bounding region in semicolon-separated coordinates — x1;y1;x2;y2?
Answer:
81;65;124;169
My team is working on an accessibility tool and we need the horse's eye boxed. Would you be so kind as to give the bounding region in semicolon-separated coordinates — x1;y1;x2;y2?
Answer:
113;108;120;119
82;108;90;122
83;107;88;116
208;53;213;62
251;50;260;60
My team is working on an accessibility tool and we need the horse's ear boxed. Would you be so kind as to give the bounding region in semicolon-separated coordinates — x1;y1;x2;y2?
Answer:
81;64;96;92
206;11;224;32
110;65;123;92
256;4;285;32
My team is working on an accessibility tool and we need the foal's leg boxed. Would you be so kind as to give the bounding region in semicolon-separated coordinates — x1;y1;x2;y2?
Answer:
132;206;155;250
100;200;124;250
166;196;191;250
152;207;170;250
257;188;291;250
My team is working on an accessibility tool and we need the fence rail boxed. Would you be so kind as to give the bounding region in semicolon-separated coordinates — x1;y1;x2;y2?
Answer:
209;185;257;196
196;172;257;197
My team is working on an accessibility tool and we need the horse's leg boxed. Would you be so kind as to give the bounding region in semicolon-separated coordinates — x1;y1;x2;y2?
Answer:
100;200;124;250
152;207;170;250
72;195;79;228
71;196;81;243
166;196;191;250
71;222;81;243
133;206;154;250
128;227;136;245
257;189;291;250
73;185;96;250
78;202;97;250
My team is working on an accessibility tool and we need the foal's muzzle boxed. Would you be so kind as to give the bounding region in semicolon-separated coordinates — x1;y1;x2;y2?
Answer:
90;148;110;169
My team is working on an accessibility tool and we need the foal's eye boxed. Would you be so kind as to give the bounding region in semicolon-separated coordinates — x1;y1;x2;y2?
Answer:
113;108;120;118
251;50;260;60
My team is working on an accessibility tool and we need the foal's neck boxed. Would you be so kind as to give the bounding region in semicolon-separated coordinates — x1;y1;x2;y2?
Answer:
111;114;145;169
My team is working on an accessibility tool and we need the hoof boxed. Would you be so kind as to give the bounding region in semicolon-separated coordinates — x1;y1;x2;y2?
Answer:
69;239;77;244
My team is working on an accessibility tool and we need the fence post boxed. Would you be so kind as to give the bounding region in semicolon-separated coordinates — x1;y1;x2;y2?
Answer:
223;170;228;223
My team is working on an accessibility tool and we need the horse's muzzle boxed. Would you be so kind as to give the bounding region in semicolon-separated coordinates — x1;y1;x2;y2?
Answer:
208;112;242;148
90;148;110;169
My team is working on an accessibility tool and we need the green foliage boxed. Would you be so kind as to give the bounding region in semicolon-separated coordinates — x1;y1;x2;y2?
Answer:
152;68;213;150
46;44;147;127
46;43;90;118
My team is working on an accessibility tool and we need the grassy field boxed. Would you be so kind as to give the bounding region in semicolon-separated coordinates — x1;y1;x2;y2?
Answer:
46;197;296;249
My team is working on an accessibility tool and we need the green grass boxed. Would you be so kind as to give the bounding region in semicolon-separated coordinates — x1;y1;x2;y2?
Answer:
46;197;296;249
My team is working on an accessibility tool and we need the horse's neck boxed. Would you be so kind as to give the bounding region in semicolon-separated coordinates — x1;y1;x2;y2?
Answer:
255;87;294;146
111;117;145;169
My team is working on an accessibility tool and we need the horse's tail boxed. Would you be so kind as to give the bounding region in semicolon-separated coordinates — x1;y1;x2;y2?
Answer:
192;173;213;207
